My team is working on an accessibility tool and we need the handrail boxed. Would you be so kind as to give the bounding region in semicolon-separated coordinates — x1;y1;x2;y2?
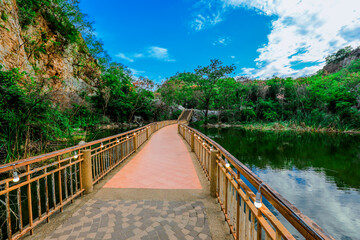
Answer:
0;122;168;174
179;124;334;240
0;120;176;240
177;109;193;123
177;109;185;121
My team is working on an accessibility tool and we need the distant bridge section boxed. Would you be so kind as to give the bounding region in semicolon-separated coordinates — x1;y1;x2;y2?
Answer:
177;109;193;124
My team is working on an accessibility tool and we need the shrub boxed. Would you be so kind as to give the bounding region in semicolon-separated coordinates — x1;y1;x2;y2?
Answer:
207;115;218;124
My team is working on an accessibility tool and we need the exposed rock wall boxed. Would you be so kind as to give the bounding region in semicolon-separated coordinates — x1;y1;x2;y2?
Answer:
0;0;100;109
323;47;360;74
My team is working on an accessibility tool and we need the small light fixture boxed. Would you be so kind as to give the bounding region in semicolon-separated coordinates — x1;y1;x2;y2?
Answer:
12;165;19;183
255;183;264;209
225;159;230;168
202;142;205;145
116;138;119;143
127;135;129;139
74;151;78;159
101;143;104;148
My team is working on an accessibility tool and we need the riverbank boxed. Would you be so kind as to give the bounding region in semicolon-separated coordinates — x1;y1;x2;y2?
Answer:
195;122;360;134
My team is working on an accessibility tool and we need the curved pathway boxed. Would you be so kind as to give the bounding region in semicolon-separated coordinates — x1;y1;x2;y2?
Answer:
32;125;231;240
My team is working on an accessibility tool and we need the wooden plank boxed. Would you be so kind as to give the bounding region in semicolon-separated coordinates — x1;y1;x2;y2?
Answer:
44;169;49;222
26;165;33;235
51;173;56;209
64;168;68;201
37;180;41;219
57;156;63;211
17;187;23;231
6;182;12;240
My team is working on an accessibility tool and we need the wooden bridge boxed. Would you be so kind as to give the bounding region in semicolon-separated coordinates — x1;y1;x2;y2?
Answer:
0;110;334;240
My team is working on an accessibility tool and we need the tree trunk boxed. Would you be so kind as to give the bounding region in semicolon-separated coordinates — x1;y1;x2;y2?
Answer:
128;110;136;123
204;99;210;125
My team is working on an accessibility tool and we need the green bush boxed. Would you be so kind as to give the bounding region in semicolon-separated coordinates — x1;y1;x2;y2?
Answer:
1;11;8;22
170;109;182;120
0;66;71;162
17;0;80;43
207;115;218;124
219;110;234;123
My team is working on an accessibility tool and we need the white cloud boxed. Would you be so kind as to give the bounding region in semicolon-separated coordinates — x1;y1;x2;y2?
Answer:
115;53;134;62
128;68;145;77
195;0;360;78
147;46;175;62
191;13;223;31
230;56;235;59
213;36;231;46
116;46;175;62
229;0;360;77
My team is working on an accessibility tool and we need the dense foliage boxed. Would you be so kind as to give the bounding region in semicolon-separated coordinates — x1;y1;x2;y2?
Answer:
18;0;81;43
0;66;71;161
158;59;360;129
325;46;354;64
1;1;359;163
0;1;161;163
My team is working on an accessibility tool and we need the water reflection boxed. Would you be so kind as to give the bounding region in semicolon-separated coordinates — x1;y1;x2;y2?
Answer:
193;126;360;240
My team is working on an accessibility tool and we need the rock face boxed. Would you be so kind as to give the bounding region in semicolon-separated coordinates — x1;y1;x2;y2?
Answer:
191;109;220;122
0;0;100;109
323;47;360;74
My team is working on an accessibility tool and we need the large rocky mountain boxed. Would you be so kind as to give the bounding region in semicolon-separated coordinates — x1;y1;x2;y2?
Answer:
0;0;100;109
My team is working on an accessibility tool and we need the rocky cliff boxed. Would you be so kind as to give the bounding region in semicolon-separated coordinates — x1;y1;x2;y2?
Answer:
0;0;100;109
323;46;360;74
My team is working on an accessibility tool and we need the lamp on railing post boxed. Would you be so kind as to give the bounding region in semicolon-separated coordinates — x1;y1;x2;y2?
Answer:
255;183;264;209
224;159;230;168
12;164;19;182
134;133;138;152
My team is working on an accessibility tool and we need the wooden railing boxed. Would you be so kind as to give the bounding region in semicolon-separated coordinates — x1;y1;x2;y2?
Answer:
0;120;175;240
178;124;334;240
177;109;193;124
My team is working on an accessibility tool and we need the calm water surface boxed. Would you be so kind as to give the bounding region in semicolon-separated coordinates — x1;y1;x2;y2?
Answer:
193;126;360;240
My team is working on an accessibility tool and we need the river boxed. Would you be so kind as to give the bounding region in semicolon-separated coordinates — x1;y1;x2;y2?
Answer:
192;126;360;240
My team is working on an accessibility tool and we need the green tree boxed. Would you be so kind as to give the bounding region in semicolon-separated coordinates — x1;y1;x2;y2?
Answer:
127;77;155;122
194;59;235;123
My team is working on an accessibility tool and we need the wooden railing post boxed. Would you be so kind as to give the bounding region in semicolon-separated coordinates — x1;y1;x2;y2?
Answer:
134;133;138;152
81;150;93;194
190;132;195;152
182;126;185;138
146;127;149;140
210;149;219;197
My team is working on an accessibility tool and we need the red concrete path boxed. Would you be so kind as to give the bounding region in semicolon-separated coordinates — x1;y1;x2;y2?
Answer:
103;124;202;189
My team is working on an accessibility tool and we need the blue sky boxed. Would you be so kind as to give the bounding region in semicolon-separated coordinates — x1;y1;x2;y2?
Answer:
80;0;360;82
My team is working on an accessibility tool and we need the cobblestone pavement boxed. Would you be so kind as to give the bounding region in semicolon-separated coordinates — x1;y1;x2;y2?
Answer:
46;199;212;240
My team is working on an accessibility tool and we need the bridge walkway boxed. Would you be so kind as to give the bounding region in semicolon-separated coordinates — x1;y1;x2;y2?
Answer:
24;124;231;240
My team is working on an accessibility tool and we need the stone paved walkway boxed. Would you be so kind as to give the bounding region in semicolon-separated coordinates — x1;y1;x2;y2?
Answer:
46;200;211;240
